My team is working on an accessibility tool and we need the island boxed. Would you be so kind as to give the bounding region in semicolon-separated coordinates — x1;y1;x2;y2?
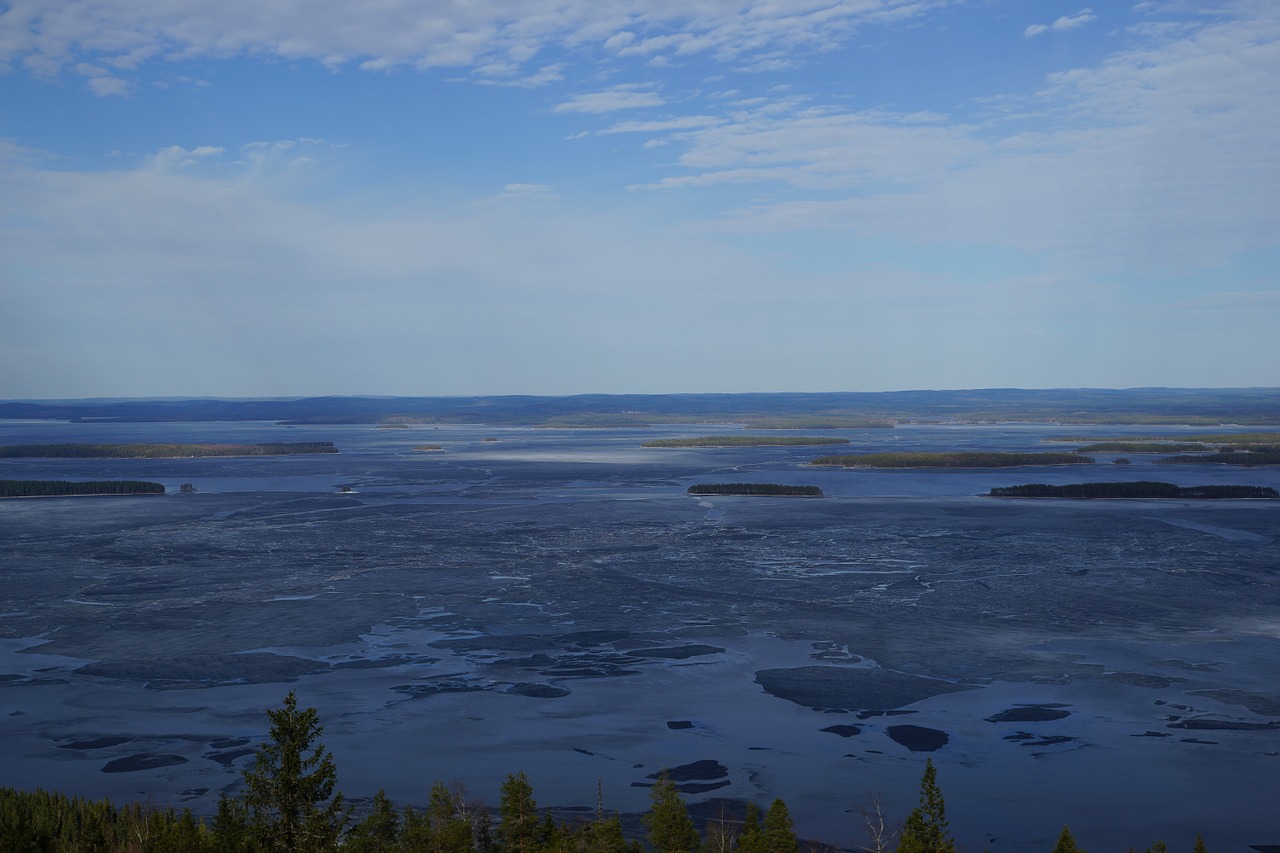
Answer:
0;442;338;458
645;436;850;448
1071;442;1210;453
687;483;823;497
0;480;166;498
413;444;444;452
1157;449;1280;466
989;482;1278;499
811;452;1092;468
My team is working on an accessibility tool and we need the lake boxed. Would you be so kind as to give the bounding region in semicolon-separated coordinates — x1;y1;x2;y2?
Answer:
1;420;1277;851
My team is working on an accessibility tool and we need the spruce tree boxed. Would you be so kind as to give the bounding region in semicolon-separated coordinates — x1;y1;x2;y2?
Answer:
896;759;953;853
761;799;799;853
1051;826;1083;853
242;691;347;852
346;789;400;852
643;772;701;853
737;801;764;853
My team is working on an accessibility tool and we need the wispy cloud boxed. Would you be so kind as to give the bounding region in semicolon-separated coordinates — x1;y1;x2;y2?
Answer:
1025;8;1098;38
553;84;665;114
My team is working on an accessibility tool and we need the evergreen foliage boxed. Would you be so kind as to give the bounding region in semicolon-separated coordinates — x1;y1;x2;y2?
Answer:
687;483;822;496
242;691;347;852
498;773;541;853
0;479;165;497
1051;826;1084;853
989;482;1278;499
643;772;701;853
761;799;800;853
896;759;953;853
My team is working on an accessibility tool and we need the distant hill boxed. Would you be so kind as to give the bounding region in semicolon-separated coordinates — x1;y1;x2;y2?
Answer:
1;388;1277;426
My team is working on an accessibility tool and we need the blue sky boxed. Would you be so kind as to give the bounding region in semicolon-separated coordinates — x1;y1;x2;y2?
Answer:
2;1;1278;398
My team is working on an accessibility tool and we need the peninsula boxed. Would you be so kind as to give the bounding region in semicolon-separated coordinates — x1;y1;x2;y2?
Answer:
989;482;1279;499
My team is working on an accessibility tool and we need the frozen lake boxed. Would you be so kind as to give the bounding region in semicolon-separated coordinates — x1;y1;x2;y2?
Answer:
1;420;1278;851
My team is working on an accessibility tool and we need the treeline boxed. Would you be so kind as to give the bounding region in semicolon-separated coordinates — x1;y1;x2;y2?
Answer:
811;452;1092;468
989;482;1279;499
687;484;823;496
645;437;850;448
0;694;1217;853
0;479;165;497
1072;443;1209;454
0;442;338;458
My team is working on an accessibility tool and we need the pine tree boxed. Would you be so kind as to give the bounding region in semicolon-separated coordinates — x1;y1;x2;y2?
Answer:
1051;826;1083;853
499;772;542;853
644;772;701;853
1192;835;1210;853
242;691;348;852
737;801;764;853
896;759;953;853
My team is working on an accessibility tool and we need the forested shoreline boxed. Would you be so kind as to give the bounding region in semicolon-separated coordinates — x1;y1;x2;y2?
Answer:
0;694;1219;853
989;482;1279;499
811;452;1092;468
0;479;165;497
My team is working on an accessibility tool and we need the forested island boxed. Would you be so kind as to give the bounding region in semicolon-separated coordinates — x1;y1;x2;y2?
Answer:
0;479;165;497
811;452;1092;468
687;483;823;496
645;436;849;448
0;442;338;458
989;482;1279;499
1071;442;1210;453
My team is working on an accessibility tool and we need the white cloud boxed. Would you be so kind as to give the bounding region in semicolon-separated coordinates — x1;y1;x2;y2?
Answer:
1025;8;1098;38
553;84;666;114
600;115;720;134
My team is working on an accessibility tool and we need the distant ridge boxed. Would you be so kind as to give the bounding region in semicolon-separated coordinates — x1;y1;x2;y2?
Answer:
1;388;1277;426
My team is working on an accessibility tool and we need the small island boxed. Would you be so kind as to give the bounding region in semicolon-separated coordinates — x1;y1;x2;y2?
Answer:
413;444;444;452
989;482;1278;499
812;451;1091;468
0;442;338;459
645;436;850;448
688;483;823;497
1157;449;1280;466
0;480;166;498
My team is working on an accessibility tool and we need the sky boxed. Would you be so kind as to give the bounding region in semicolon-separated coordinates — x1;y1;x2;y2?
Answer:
1;0;1278;398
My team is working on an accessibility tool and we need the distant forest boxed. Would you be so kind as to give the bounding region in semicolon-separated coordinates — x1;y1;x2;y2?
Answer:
989;482;1279;499
687;483;823;496
0;480;165;497
3;388;1277;426
0;442;338;458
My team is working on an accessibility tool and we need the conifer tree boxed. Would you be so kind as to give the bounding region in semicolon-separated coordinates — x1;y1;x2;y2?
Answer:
499;772;542;853
737;801;764;853
1192;835;1210;853
346;789;400;852
242;691;347;852
761;799;799;853
643;772;701;853
896;759;953;853
1051;826;1084;853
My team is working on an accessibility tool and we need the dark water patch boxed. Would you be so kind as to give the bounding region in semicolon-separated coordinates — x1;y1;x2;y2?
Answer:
555;630;630;646
647;759;728;783
667;720;694;730
1022;735;1074;747
506;682;570;698
1132;731;1173;738
1190;689;1280;716
1152;658;1220;672
208;738;250;749
204;748;256;766
61;736;132;750
1181;738;1219;744
986;706;1071;723
887;725;949;752
756;666;974;712
331;654;438;670
1169;719;1280;731
76;653;327;687
0;674;25;684
856;709;916;720
431;635;548;653
630;644;724;660
820;724;862;737
1101;672;1181;689
392;680;487;698
537;667;640;678
102;754;188;773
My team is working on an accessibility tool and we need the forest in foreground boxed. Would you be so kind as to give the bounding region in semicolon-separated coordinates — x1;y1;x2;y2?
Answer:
0;695;1218;853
